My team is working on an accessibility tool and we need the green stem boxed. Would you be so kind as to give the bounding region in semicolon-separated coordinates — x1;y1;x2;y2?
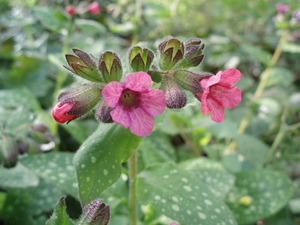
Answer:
129;151;138;225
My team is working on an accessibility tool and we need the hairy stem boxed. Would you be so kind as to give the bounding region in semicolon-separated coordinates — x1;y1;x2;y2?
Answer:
129;151;138;225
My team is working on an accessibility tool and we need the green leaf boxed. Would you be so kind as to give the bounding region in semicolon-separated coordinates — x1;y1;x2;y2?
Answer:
0;163;39;188
34;7;68;32
21;152;78;198
263;67;294;88
222;134;269;172
75;19;106;36
137;163;237;225
179;158;235;199
138;131;176;169
46;196;74;225
1;179;64;225
241;43;272;65
226;170;294;224
74;124;142;205
282;43;300;54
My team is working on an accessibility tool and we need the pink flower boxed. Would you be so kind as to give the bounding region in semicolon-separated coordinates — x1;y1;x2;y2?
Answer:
52;102;77;123
276;3;289;14
102;72;166;136
65;5;76;16
88;2;101;15
196;69;242;123
170;223;178;225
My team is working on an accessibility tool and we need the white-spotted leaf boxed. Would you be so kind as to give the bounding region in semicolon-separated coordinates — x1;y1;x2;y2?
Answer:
226;169;294;224
21;152;77;198
137;163;237;225
74;124;142;206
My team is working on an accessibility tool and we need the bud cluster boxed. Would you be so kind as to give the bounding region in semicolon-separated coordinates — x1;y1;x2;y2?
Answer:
0;124;54;168
53;36;242;133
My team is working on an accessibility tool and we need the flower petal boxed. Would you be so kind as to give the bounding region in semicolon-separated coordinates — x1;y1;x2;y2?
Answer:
207;97;225;123
218;69;241;87
210;85;242;109
140;89;166;116
199;72;221;90
128;107;154;136
123;72;152;92
102;81;124;107
111;106;131;128
197;92;209;116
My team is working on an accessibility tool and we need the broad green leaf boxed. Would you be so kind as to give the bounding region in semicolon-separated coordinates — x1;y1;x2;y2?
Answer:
74;124;142;205
34;7;68;32
241;43;271;65
137;163;237;225
226;170;294;224
75;19;106;35
222;134;269;172
0;192;7;212
0;163;39;188
179;158;235;199
21;152;78;198
138;131;176;170
46;196;74;225
1;179;64;225
282;43;300;53
263;67;294;88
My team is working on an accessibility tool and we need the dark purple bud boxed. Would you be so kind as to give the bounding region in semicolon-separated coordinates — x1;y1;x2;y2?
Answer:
158;36;184;70
96;99;113;123
161;75;187;109
128;46;154;72
98;51;122;83
79;199;110;225
1;136;18;168
31;124;48;133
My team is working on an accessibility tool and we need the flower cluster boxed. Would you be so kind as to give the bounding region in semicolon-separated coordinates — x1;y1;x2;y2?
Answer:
274;3;300;27
65;1;100;17
52;37;242;136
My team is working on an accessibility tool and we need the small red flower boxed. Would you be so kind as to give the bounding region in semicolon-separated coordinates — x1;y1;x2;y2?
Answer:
65;5;76;16
88;2;100;15
197;69;242;123
52;102;77;124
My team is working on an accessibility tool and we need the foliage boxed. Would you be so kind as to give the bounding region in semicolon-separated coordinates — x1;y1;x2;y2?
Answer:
1;0;300;224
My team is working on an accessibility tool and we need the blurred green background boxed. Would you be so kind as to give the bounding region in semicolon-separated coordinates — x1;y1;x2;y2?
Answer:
0;0;300;224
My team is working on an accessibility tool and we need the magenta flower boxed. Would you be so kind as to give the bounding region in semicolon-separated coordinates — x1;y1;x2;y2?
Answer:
276;3;289;14
88;2;101;15
169;223;178;225
65;5;76;16
102;72;166;136
196;69;242;123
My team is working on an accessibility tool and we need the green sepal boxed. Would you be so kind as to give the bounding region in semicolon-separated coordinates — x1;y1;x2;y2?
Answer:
46;196;74;225
98;51;122;83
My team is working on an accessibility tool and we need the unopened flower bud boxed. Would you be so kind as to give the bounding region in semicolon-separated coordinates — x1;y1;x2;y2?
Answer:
18;141;29;154
96;99;113;123
159;36;184;70
173;70;213;93
1;136;18;168
65;49;103;82
27;139;41;155
31;124;48;133
88;2;101;15
52;84;102;124
65;5;76;16
79;199;110;225
128;46;154;72
175;38;204;69
98;51;123;83
161;75;187;109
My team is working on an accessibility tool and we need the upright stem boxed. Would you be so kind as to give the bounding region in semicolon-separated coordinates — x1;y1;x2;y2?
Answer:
129;151;138;225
